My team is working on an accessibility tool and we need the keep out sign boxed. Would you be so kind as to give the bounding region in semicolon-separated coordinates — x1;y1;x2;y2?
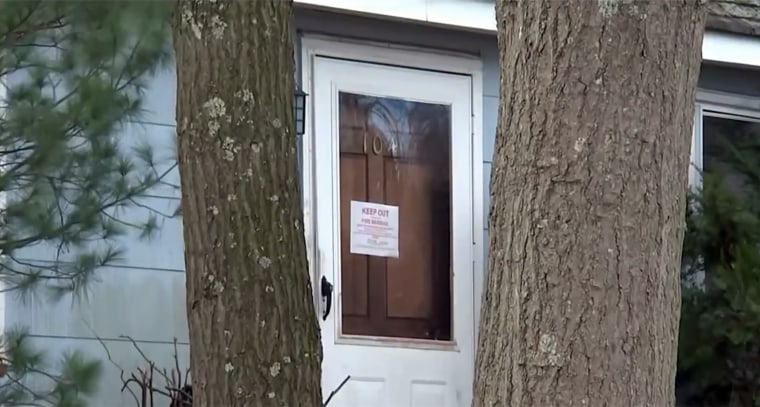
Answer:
349;200;400;258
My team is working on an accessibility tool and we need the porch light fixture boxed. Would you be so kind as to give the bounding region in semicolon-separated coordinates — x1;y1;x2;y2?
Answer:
294;85;307;136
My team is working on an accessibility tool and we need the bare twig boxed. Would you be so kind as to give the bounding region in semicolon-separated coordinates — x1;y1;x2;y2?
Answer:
91;332;140;405
86;324;190;407
323;375;351;407
118;335;180;386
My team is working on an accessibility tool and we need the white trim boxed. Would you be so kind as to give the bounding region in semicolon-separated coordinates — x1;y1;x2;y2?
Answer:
0;76;6;336
294;0;760;68
302;35;483;74
299;34;484;336
697;89;760;117
702;31;760;69
470;58;485;344
689;103;703;189
294;0;495;33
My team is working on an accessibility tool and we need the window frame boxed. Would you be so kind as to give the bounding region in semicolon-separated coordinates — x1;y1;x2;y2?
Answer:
691;90;760;189
686;90;760;288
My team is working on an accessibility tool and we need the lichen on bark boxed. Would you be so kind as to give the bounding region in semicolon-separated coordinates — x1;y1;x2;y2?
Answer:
172;1;323;406
474;1;708;406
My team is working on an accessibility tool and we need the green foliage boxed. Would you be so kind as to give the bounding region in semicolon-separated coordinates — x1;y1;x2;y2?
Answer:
678;127;760;406
0;1;173;405
0;327;101;407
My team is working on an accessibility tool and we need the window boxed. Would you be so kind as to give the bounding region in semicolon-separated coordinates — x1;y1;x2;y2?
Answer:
338;91;453;341
692;94;760;189
686;96;760;287
698;112;760;192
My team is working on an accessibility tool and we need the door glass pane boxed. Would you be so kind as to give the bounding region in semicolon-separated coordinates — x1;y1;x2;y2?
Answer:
338;91;452;341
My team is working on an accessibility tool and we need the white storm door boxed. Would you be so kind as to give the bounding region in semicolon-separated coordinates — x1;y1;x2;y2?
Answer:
312;55;476;407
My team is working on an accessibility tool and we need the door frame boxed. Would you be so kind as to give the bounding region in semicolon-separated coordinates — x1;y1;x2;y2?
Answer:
299;35;486;345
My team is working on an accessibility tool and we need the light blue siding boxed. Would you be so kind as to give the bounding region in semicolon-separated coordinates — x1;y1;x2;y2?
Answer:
482;44;500;99
26;335;190;407
6;265;187;342
4;49;186;407
136;67;178;127
483;162;492;224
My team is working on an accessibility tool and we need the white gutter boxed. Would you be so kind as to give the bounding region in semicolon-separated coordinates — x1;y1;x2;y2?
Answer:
702;31;760;68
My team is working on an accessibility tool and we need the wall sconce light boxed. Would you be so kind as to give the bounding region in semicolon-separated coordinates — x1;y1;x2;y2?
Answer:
294;85;307;136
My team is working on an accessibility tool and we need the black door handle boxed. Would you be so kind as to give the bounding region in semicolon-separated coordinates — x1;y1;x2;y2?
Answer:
320;276;333;320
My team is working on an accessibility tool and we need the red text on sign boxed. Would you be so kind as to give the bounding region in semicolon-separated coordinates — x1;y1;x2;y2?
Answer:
362;207;389;217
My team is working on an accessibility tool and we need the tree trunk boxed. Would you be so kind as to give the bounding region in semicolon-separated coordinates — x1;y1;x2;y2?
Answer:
172;1;322;406
474;1;707;406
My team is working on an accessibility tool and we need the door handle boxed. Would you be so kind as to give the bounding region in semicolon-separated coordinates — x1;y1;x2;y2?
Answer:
320;276;333;320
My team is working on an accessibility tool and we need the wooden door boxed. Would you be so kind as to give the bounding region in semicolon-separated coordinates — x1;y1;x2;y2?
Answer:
338;92;452;341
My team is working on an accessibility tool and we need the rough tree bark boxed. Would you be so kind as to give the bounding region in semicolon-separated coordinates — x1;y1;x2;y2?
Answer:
474;1;707;406
172;1;322;406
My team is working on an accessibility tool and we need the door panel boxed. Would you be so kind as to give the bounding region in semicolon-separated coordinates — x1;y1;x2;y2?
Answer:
339;153;369;318
313;56;475;407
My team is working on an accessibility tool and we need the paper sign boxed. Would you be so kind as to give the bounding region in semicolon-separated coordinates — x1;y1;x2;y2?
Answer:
349;200;399;258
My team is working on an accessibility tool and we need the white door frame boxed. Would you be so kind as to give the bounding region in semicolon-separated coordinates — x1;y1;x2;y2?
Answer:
0;77;6;336
299;35;485;339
